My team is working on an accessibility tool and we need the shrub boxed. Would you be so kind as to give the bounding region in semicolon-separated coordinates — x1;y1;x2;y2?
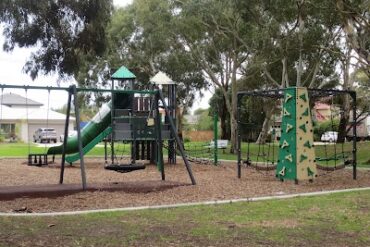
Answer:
313;119;340;141
183;137;191;143
0;130;4;143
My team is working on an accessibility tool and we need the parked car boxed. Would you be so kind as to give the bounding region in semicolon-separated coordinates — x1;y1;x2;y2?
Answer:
59;130;77;142
33;128;57;143
321;131;338;142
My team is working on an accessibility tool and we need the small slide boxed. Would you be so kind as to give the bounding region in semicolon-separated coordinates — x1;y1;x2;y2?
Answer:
65;127;112;163
47;102;113;157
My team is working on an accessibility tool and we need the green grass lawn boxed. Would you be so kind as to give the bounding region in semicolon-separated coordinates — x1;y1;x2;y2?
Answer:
0;142;130;157
0;141;369;167
1;190;369;246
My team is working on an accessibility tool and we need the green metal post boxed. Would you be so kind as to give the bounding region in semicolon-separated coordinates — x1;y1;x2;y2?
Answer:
214;111;218;165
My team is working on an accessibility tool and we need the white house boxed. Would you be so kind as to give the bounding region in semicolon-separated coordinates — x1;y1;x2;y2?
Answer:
0;93;74;142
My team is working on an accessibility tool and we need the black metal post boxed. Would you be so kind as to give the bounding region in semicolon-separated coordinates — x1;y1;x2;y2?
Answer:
237;94;242;178
104;139;108;164
132;122;137;164
155;93;165;180
111;81;115;165
158;91;196;185
351;91;357;180
59;86;73;184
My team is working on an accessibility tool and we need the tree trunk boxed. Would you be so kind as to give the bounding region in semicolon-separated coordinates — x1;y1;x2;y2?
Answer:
296;0;305;87
336;0;370;77
256;106;275;144
229;53;239;154
220;97;230;139
337;45;352;143
338;97;350;143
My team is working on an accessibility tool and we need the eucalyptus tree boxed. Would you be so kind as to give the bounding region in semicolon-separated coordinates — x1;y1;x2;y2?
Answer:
209;88;231;139
336;0;370;78
234;0;343;143
0;0;113;80
76;0;206;135
174;0;257;153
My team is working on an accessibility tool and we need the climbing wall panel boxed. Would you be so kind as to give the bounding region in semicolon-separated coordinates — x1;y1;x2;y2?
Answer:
276;87;317;182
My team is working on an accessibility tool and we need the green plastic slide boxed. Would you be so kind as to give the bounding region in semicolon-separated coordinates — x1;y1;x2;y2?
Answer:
47;102;112;155
65;127;112;164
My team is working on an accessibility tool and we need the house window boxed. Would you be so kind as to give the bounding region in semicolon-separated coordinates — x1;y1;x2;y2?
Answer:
0;123;16;138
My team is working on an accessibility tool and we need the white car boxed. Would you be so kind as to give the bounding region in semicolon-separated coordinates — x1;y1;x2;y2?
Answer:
321;131;338;142
59;130;77;142
33;128;58;143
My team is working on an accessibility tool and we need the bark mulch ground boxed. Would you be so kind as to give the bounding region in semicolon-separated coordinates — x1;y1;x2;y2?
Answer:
0;158;369;213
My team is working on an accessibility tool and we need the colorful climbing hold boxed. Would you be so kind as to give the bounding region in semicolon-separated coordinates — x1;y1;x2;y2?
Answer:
285;154;293;162
279;167;286;176
299;124;307;133
307;167;314;177
299;93;307;102
286;124;293;133
285;93;292;103
281;140;290;149
302;108;309;116
304;141;312;148
300;154;308;162
283;108;290;117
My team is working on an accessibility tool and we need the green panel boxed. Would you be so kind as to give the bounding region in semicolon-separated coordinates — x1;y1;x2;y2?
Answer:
276;88;297;180
65;127;112;163
111;66;136;79
130;117;157;139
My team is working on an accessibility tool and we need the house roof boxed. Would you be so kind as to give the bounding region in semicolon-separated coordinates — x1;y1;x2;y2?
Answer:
0;105;74;121
0;93;43;107
314;102;330;110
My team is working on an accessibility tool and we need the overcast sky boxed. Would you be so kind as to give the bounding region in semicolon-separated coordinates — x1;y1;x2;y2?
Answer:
0;0;210;113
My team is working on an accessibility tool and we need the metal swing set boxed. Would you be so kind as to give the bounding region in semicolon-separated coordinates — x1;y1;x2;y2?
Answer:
0;83;196;190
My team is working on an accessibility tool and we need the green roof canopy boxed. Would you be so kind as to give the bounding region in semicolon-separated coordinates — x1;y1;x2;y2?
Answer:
111;66;136;80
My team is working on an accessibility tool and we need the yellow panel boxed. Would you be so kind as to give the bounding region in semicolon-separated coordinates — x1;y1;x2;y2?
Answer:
295;88;317;180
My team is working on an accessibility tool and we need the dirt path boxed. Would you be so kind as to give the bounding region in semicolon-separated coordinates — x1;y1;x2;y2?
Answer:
0;158;369;213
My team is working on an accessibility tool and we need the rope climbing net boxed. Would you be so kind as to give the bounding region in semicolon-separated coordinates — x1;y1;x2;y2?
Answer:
237;88;357;179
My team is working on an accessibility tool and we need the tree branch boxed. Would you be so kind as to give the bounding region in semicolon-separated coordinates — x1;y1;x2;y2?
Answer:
263;67;280;88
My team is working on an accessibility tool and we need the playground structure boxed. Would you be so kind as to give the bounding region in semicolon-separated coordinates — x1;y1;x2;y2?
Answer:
0;66;197;188
1;83;370;214
237;87;357;183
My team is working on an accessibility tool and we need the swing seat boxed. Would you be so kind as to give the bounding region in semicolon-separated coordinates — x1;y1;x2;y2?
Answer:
28;154;48;166
104;163;146;173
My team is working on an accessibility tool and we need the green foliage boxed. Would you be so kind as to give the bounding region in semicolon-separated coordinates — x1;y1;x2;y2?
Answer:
354;70;370;112
235;0;341;89
0;0;113;79
313;119;340;140
194;108;213;131
209;88;230;139
0;130;4;143
183;137;191;143
77;0;207;109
